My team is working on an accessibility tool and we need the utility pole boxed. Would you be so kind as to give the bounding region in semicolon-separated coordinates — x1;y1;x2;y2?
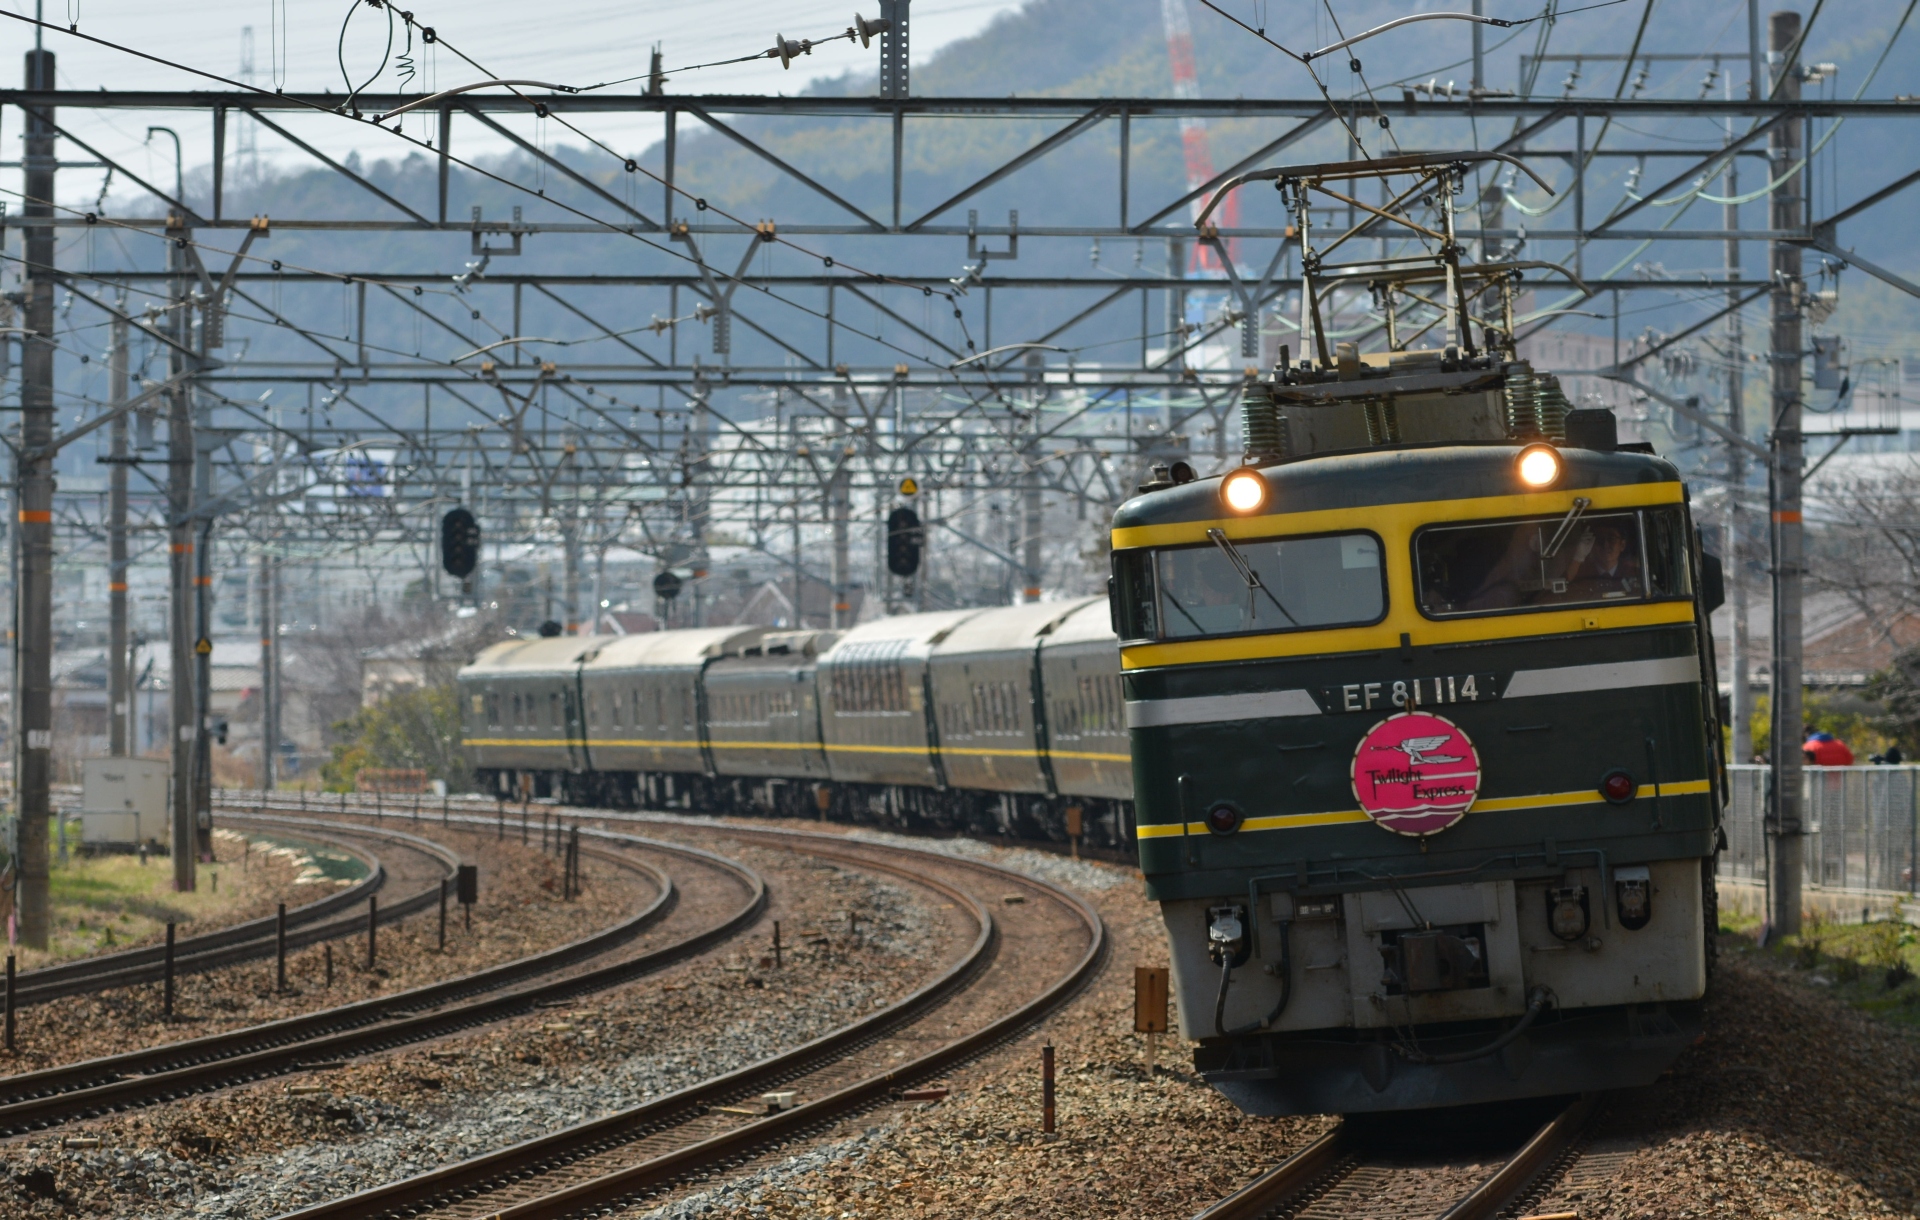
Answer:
108;311;130;757
14;37;56;948
258;552;277;790
829;463;851;628
192;431;214;858
1723;81;1752;768
1766;9;1805;939
561;514;581;635
166;207;198;893
791;486;805;628
1021;474;1043;603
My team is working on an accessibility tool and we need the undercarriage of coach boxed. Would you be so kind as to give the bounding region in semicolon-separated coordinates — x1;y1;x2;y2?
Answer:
474;764;1135;849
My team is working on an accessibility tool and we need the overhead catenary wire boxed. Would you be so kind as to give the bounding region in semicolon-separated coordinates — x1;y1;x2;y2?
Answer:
0;8;992;389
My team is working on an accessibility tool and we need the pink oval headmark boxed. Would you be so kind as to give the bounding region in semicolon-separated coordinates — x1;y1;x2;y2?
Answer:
1350;711;1482;837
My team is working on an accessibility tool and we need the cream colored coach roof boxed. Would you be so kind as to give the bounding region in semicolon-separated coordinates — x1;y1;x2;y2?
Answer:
1037;597;1117;648
461;635;606;677
821;608;984;656
582;625;766;671
931;597;1104;656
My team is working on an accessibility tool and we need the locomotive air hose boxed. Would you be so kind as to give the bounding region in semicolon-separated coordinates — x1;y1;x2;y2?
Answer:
1214;920;1294;1038
1394;985;1555;1064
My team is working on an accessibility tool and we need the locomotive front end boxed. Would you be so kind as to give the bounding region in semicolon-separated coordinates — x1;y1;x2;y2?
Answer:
1115;435;1724;1114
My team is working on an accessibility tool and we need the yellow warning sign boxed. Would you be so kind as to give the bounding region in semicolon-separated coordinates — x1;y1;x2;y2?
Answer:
899;476;919;497
195;637;213;656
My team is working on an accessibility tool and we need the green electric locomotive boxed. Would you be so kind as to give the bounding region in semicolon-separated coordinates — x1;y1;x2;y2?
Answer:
1111;153;1727;1113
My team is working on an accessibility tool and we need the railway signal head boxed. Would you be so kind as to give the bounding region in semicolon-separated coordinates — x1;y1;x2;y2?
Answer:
441;507;481;578
887;506;923;576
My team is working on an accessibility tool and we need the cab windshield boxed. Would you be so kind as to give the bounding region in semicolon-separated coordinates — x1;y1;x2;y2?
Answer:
1415;506;1690;617
1114;532;1386;641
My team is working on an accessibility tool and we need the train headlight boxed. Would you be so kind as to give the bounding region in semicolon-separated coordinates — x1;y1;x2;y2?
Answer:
1600;769;1636;804
1220;467;1269;514
1614;865;1653;930
1547;885;1590;941
1516;442;1562;488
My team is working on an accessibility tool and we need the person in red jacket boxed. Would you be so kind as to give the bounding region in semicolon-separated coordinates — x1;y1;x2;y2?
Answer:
1803;728;1855;767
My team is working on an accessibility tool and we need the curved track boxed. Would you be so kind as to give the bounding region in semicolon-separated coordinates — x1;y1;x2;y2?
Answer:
1193;1095;1595;1220
8;816;456;1009
279;820;1106;1220
0;827;763;1137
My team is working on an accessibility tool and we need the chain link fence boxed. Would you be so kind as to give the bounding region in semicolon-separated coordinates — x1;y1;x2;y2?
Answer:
1721;764;1920;896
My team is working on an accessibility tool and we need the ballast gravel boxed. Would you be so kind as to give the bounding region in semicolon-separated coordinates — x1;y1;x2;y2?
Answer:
604;837;1920;1220
0;823;648;1074
5;842;952;1219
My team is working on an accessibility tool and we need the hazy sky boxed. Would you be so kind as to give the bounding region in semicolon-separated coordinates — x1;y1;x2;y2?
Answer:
0;0;1028;202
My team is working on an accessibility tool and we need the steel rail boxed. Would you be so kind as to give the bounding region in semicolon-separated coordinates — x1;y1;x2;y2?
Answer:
6;820;405;1007
0;830;667;1110
280;836;998;1219
284;818;1106;1220
0;830;758;1134
1191;1094;1596;1220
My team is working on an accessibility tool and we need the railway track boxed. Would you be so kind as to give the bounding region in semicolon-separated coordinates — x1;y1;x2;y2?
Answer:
7;815;456;1009
0;826;763;1137
278;821;1106;1220
1194;1094;1597;1220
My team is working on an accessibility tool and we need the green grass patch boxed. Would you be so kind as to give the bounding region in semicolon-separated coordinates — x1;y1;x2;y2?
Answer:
13;830;336;970
1727;911;1920;1031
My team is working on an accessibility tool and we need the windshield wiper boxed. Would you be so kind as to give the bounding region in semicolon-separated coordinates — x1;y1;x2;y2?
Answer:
1541;496;1592;558
1207;528;1300;626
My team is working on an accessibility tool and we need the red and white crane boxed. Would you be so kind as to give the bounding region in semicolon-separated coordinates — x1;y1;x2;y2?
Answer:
1160;0;1237;272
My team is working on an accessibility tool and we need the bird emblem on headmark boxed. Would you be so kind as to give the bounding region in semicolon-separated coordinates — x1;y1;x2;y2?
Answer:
1390;734;1463;767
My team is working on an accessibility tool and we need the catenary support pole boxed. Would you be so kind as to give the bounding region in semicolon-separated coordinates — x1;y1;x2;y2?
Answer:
108;310;130;758
259;552;278;789
1725;85;1753;768
167;205;198;895
1767;8;1806;940
14;41;57;948
830;466;851;628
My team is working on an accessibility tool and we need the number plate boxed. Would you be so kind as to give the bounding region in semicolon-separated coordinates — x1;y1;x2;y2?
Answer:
1314;673;1506;715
